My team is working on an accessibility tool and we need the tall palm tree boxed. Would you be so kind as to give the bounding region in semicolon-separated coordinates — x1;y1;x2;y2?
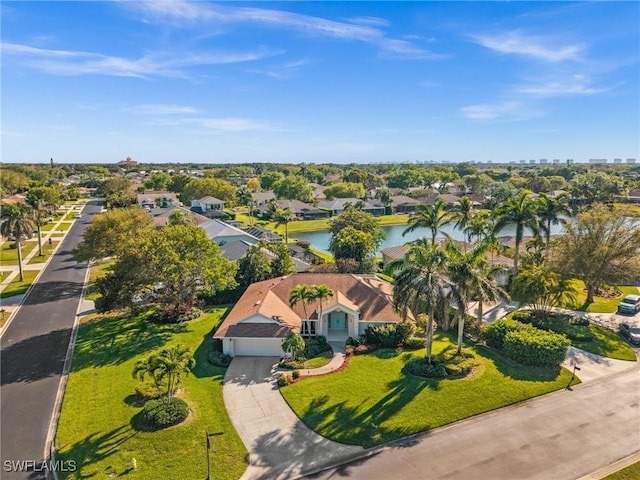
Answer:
289;284;315;335
403;197;450;246
235;186;254;225
451;196;474;250
387;238;448;364
536;192;570;260
27;198;53;257
494;191;539;275
1;203;35;281
273;207;294;244
311;284;334;336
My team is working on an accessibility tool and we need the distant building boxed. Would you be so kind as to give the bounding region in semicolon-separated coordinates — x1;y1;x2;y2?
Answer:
519;160;526;164
540;159;548;164
626;158;637;164
117;156;137;166
589;158;607;164
552;159;561;164
567;159;574;165
614;158;623;164
529;159;536;164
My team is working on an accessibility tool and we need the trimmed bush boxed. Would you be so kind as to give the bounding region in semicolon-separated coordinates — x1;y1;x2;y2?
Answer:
483;318;528;349
503;328;570;367
277;373;289;387
403;358;447;379
304;338;331;358
434;349;477;377
141;398;189;428
135;383;164;401
569;315;590;326
292;369;301;379
404;336;426;350
365;322;416;348
207;351;232;368
278;361;299;370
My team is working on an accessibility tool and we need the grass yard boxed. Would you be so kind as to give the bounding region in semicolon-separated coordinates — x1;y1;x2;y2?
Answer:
281;334;577;447
57;222;72;231
27;241;60;264
0;241;39;266
603;462;640;480
0;309;10;329
40;223;57;232
0;270;39;299
561;281;640;313
55;307;248;480
84;259;116;301
302;350;333;369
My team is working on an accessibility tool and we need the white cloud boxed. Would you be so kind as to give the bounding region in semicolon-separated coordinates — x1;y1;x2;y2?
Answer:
1;42;279;78
516;75;607;97
249;58;313;80
125;104;200;115
472;31;584;62
460;101;542;121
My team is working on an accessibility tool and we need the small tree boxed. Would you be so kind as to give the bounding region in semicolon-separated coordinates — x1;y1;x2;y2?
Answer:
0;203;35;281
282;334;305;361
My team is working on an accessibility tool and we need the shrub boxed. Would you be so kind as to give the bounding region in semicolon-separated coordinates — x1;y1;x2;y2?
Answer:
304;338;331;358
141;398;189;428
404;336;425;350
135;383;164;401
207;351;232;368
292;369;301;379
277;373;289;387
396;322;417;345
354;343;377;355
569;315;590;326
512;310;534;324
483;318;530;349
365;322;414;348
403;358;447;379
433;348;477;377
503;328;571;367
278;361;299;370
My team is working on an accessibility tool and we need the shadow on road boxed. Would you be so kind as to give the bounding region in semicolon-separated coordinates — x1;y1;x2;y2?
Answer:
22;280;84;306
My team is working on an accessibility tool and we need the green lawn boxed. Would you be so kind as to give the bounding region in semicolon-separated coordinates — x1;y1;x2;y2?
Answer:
561;281;640;313
0;309;10;329
0;241;39;266
57;222;72;231
55;307;248;480
27;241;60;264
603;462;640;480
84;259;116;301
281;334;577;447
302;350;333;369
0;270;39;299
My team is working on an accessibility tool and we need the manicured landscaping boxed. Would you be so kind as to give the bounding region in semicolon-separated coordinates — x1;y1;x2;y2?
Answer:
57;221;72;231
27;241;60;264
0;309;10;329
0;241;39;266
603;461;640;480
0;270;39;299
280;333;577;447
561;280;640;313
302;350;333;369
55;307;248;480
85;259;116;301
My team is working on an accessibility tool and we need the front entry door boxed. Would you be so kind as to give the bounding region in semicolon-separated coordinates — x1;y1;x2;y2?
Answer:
330;312;347;329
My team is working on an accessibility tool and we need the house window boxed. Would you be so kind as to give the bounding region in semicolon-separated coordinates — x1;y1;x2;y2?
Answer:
301;320;317;336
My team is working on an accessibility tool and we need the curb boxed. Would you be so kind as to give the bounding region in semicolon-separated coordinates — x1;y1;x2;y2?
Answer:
576;451;640;480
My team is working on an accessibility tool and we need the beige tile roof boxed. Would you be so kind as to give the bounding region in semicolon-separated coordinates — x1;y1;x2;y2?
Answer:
214;273;408;339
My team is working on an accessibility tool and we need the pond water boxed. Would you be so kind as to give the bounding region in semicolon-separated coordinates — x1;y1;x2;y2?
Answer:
294;220;568;254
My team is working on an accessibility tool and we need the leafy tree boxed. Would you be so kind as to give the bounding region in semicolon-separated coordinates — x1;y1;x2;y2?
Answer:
167;174;192;194
260;171;285;190
552;204;640;303
570;170;626;205
386;168;423;189
180;178;235;204
73;208;155;262
133;344;195;405
273;175;314;203
387;238;448;364
328;206;385;247
374;189;392;210
329;227;377;273
323;182;366;200
404;197;450;246
269;242;295;277
26;197;54;256
282;334;305;360
168;209;196;227
0;169;30;195
236;243;273;289
536;192;570;259
483;183;519;209
0;203;35;281
246;177;261;192
512;261;577;318
151;225;237;316
98;176;131;198
494;191;540;275
26;186;62;208
144;173;171;191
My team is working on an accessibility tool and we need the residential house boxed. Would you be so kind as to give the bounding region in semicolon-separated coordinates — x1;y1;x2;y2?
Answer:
148;206;209;227
244;226;282;242
317;198;385;216
190;196;226;219
136;192;180;209
213;273;413;356
199;219;258;246
220;240;312;272
251;191;276;206
257;199;330;220
390;195;420;214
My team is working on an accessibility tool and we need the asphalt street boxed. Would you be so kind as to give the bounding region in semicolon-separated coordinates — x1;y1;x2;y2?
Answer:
1;200;100;480
305;360;640;480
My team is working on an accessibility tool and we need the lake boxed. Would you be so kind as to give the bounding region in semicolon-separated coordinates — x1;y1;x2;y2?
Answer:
294;221;567;254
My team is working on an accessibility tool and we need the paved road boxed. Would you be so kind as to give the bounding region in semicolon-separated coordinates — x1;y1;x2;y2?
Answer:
305;360;640;480
1;200;100;480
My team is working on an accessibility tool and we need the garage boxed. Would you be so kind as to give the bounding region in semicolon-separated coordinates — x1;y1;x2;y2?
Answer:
231;338;285;357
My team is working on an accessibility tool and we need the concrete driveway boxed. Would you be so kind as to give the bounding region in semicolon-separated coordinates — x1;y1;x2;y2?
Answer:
223;357;363;480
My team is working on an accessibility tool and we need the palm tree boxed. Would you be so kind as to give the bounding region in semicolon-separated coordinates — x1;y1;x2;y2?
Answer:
311;284;334;335
451;196;474;250
403;197;450;246
1;203;35;281
494;191;539;275
273;207;294;244
236;186;254;226
536;192;570;260
27;198;53;257
374;189;392;213
289;284;315;335
387;238;448;364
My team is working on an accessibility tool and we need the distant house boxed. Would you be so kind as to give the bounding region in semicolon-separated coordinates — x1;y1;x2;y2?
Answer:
308;183;327;202
417;194;461;209
251;191;276;206
136;192;179;209
244;226;282;242
190;196;226;218
199;219;258;246
390;195;420;214
213;273;412;356
317;198;385;216
148;206;209;227
117;156;137;166
220;240;312;273
257;200;330;220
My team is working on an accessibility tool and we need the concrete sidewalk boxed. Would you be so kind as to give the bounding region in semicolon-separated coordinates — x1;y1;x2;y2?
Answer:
223;357;363;480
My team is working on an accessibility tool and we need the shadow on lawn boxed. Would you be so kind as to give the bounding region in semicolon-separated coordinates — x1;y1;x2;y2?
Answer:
56;425;139;479
72;315;188;370
478;345;562;382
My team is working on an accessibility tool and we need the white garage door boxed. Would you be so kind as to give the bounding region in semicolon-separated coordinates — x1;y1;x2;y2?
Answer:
233;338;284;357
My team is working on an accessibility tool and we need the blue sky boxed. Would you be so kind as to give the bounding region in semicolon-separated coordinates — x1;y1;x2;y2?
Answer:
2;1;638;164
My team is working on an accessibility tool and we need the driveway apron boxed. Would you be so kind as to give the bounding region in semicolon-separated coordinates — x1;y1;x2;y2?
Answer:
223;356;363;480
